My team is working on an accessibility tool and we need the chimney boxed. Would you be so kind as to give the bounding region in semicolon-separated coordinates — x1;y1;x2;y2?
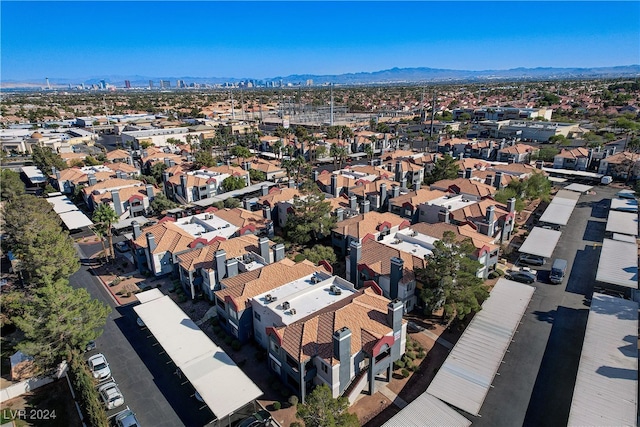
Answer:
387;299;404;336
145;232;156;253
465;167;473;179
379;183;387;206
180;174;188;196
400;177;407;190
215;250;226;281
55;169;61;180
146;184;154;199
312;170;319;182
273;244;285;262
51;166;56;175
262;205;271;220
259;237;271;264
535;161;544;170
243;162;251;171
486;205;496;236
414;181;421;191
261;184;269;196
132;221;141;240
162;171;170;183
395;161;402;182
349;240;362;287
494;172;502;189
111;189;123;216
164;158;171;167
226;258;238;278
485;174;493;186
288;179;295;189
88;174;97;186
333;327;352;395
457;170;465;179
507;197;516;213
336;207;344;222
438;209;451;224
372;194;381;211
391;185;400;199
331;174;339;197
349;195;357;211
390;257;403;300
361;199;370;214
243;198;252;211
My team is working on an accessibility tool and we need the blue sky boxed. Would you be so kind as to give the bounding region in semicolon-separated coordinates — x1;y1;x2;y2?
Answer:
2;1;639;81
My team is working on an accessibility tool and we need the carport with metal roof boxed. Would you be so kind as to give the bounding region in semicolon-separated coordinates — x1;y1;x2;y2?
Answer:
381;392;471;427
134;292;263;425
539;198;578;226
518;227;562;258
606;210;638;236
610;197;639;213
564;183;593;194
595;238;638;289
425;279;535;417
567;293;638;427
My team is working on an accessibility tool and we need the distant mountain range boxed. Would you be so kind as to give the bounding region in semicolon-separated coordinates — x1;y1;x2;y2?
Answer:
3;65;640;89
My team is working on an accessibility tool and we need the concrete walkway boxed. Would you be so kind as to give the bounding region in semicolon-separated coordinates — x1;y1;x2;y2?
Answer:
407;321;455;350
379;385;409;409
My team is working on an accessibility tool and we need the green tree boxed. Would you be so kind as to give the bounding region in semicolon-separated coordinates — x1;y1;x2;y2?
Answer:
302;245;337;265
150;193;179;215
523;172;551;202
296;384;359;427
0;169;25;200
230;145;252;165
494;188;525;212
224;197;241;208
31;145;67;173
83;155;101;166
284;190;336;246
150;162;168;183
249;168;265;182
532;147;560;162
194;151;216;168
92;204;119;262
424;154;460;185
13;278;110;374
222;175;246;192
415;231;488;320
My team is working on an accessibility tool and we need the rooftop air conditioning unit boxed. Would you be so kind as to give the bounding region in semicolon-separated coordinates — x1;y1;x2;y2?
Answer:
265;294;272;302
290;308;297;315
282;301;290;310
334;288;342;295
311;276;320;284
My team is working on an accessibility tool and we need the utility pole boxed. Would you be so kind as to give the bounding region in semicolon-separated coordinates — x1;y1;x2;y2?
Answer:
330;84;334;126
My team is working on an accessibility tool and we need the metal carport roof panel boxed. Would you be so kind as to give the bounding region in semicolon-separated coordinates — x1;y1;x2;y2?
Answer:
564;183;593;193
568;293;638;427
539;200;577;225
606;210;638;236
426;279;535;416
610;197;639;213
518;227;562;258
381;392;471;427
596;238;638;289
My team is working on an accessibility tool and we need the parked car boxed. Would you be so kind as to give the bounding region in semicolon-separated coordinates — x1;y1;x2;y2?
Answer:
98;381;125;410
114;409;140;427
238;410;272;427
136;317;145;327
115;241;130;253
84;340;96;352
508;270;537;284
518;254;545;266
87;353;111;381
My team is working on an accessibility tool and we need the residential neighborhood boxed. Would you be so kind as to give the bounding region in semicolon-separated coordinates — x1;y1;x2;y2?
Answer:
1;76;639;427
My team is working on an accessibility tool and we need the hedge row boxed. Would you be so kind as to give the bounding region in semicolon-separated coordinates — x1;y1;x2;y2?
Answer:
68;353;108;427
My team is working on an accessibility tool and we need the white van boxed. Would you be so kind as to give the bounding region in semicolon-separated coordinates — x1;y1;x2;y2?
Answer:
550;259;568;284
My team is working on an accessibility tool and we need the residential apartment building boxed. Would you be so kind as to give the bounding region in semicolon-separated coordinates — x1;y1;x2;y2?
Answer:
553;147;591;171
331;211;410;255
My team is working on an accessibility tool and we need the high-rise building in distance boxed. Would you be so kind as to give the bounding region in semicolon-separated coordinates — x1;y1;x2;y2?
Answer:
125;80;131;89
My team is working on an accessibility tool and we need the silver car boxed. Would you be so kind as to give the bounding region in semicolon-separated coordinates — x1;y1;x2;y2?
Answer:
98;381;125;410
87;353;111;381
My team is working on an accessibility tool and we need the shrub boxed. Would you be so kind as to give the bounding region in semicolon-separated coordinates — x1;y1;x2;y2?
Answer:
496;269;506;276
393;360;405;370
409;364;418;372
401;369;410;378
272;401;281;411
110;277;122;287
125;291;132;297
290;423;302;427
231;340;242;351
294;254;306;263
488;272;499;279
68;353;109;427
417;351;426;359
288;395;299;407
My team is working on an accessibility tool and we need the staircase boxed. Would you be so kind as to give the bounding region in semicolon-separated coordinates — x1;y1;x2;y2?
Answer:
342;369;369;404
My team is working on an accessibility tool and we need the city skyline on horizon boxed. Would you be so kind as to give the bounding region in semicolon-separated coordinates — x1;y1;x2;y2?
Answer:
2;1;639;82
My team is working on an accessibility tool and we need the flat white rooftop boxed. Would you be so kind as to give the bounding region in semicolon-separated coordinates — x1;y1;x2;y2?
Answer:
173;213;239;240
380;229;436;259
253;274;356;326
596;239;638;289
20;166;47;184
47;195;80;214
428;194;477;211
59;210;94;230
134;294;262;420
568;293;638;427
606;210;638;236
610;197;639;213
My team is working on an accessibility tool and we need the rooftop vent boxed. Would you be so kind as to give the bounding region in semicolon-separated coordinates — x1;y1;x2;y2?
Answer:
265;294;273;302
289;308;297;315
310;276;321;284
282;301;290;310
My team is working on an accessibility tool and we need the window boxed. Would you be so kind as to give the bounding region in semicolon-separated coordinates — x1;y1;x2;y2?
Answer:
254;312;261;321
321;362;328;374
270;338;280;354
216;298;225;309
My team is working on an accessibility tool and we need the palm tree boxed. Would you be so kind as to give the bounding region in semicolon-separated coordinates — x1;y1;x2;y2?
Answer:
92;204;119;263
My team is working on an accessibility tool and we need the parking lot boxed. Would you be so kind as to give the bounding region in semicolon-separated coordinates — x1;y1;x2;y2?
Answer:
471;184;621;427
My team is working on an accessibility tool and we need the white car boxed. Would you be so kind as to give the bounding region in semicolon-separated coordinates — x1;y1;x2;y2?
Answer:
87;353;111;381
98;381;125;410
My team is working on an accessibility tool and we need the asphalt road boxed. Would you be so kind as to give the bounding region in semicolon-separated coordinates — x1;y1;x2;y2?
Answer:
72;242;215;426
469;184;620;427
